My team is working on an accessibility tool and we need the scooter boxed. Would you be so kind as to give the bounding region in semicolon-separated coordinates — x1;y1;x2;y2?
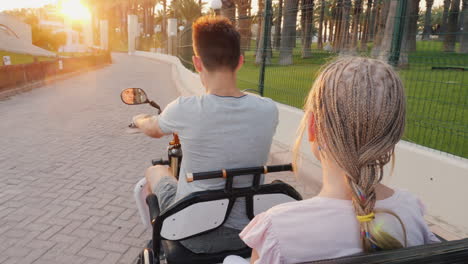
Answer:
120;88;303;263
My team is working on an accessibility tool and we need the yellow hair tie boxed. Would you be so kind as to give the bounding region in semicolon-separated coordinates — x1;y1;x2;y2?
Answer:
356;212;375;222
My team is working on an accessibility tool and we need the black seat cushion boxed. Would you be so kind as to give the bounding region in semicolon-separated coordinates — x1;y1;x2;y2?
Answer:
162;239;251;264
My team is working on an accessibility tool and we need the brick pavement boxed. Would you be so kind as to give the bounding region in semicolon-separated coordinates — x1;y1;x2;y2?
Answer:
0;53;312;263
0;53;180;263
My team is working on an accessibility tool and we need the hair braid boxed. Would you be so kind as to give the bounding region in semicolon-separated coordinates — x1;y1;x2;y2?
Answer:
294;56;408;252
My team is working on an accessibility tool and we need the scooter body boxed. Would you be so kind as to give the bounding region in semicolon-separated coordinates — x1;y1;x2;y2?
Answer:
121;88;302;264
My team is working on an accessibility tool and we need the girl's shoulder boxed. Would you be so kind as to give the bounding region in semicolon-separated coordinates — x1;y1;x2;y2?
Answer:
376;188;427;216
265;196;354;223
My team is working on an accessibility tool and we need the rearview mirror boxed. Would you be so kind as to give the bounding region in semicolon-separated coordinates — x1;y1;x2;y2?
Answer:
121;88;149;105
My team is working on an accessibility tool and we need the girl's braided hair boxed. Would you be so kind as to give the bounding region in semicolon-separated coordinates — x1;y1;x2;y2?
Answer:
294;56;407;252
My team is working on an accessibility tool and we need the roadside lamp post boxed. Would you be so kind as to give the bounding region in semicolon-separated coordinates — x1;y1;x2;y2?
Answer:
210;0;222;15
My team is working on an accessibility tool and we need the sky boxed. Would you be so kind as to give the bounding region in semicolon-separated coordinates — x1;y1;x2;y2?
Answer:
0;0;447;13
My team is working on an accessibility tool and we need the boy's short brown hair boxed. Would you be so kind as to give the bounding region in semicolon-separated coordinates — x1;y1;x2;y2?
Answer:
192;16;241;72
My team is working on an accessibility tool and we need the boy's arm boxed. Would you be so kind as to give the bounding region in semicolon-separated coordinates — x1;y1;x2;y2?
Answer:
133;114;169;138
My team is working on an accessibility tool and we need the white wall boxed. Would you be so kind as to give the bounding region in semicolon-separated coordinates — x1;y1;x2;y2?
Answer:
133;51;468;238
100;20;109;50
0;13;32;43
128;15;138;54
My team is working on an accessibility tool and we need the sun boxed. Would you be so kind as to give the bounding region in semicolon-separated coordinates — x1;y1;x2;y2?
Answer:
60;0;91;22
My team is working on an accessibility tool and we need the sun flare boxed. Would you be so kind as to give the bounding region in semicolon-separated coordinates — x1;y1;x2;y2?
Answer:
60;0;91;22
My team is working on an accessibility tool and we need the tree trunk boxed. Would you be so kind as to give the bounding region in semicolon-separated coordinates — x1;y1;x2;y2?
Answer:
162;0;167;51
221;0;236;24
301;0;315;58
461;0;468;52
407;0;420;52
256;10;273;64
256;0;264;56
279;0;300;65
398;0;413;67
318;0;326;49
444;0;461;52
337;0;352;52
274;0;283;49
376;0;397;61
422;0;435;40
441;0;451;37
350;0;363;51
360;0;372;50
332;0;343;50
238;0;252;53
369;0;380;40
370;0;390;56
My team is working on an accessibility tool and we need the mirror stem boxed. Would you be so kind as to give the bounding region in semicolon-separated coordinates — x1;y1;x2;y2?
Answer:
149;101;162;114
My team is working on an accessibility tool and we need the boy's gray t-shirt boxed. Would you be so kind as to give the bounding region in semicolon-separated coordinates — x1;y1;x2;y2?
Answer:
157;94;278;230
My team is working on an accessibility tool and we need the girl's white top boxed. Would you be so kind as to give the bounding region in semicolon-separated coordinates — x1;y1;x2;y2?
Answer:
240;189;440;264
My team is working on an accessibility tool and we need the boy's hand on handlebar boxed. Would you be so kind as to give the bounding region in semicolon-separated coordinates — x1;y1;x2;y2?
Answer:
132;114;156;128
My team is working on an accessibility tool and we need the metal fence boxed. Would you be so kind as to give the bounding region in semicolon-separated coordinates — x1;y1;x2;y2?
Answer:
175;0;467;158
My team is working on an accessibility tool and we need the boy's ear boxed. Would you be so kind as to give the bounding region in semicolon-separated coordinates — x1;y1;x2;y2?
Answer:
308;113;316;142
192;56;203;72
235;55;244;71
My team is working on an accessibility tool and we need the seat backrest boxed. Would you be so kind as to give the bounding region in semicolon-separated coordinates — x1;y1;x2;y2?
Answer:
160;199;229;240
253;193;297;216
306;238;468;263
157;182;302;241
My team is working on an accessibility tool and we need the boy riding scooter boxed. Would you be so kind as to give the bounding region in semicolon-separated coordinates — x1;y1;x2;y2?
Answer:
132;16;279;254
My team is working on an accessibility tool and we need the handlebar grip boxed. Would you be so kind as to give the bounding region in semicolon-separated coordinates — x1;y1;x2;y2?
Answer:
265;164;293;173
152;159;170;166
186;164;293;182
146;194;160;225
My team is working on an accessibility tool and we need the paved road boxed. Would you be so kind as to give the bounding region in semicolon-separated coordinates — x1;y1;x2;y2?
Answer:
0;53;179;263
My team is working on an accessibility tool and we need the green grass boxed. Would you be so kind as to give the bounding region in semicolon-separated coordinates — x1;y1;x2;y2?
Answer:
237;41;468;158
0;50;55;65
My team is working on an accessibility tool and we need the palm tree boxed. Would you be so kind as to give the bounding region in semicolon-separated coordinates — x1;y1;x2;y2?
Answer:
255;0;273;64
360;0;373;51
332;0;343;50
279;0;300;64
422;0;435;40
317;0;326;49
169;0;204;23
221;0;236;23
301;0;315;58
350;0;363;51
273;0;284;50
237;0;253;52
336;0;351;51
407;0;420;52
369;0;380;40
461;0;468;53
375;0;397;61
141;0;158;35
441;0;452;36
443;0;461;52
370;0;390;56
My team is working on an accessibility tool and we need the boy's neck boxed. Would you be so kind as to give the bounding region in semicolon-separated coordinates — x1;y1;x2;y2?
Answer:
203;71;244;97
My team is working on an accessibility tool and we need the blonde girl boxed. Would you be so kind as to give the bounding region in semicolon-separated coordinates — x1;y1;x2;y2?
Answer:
234;57;439;264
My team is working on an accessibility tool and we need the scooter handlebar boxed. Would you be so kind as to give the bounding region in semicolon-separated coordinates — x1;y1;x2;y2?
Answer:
186;164;293;182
